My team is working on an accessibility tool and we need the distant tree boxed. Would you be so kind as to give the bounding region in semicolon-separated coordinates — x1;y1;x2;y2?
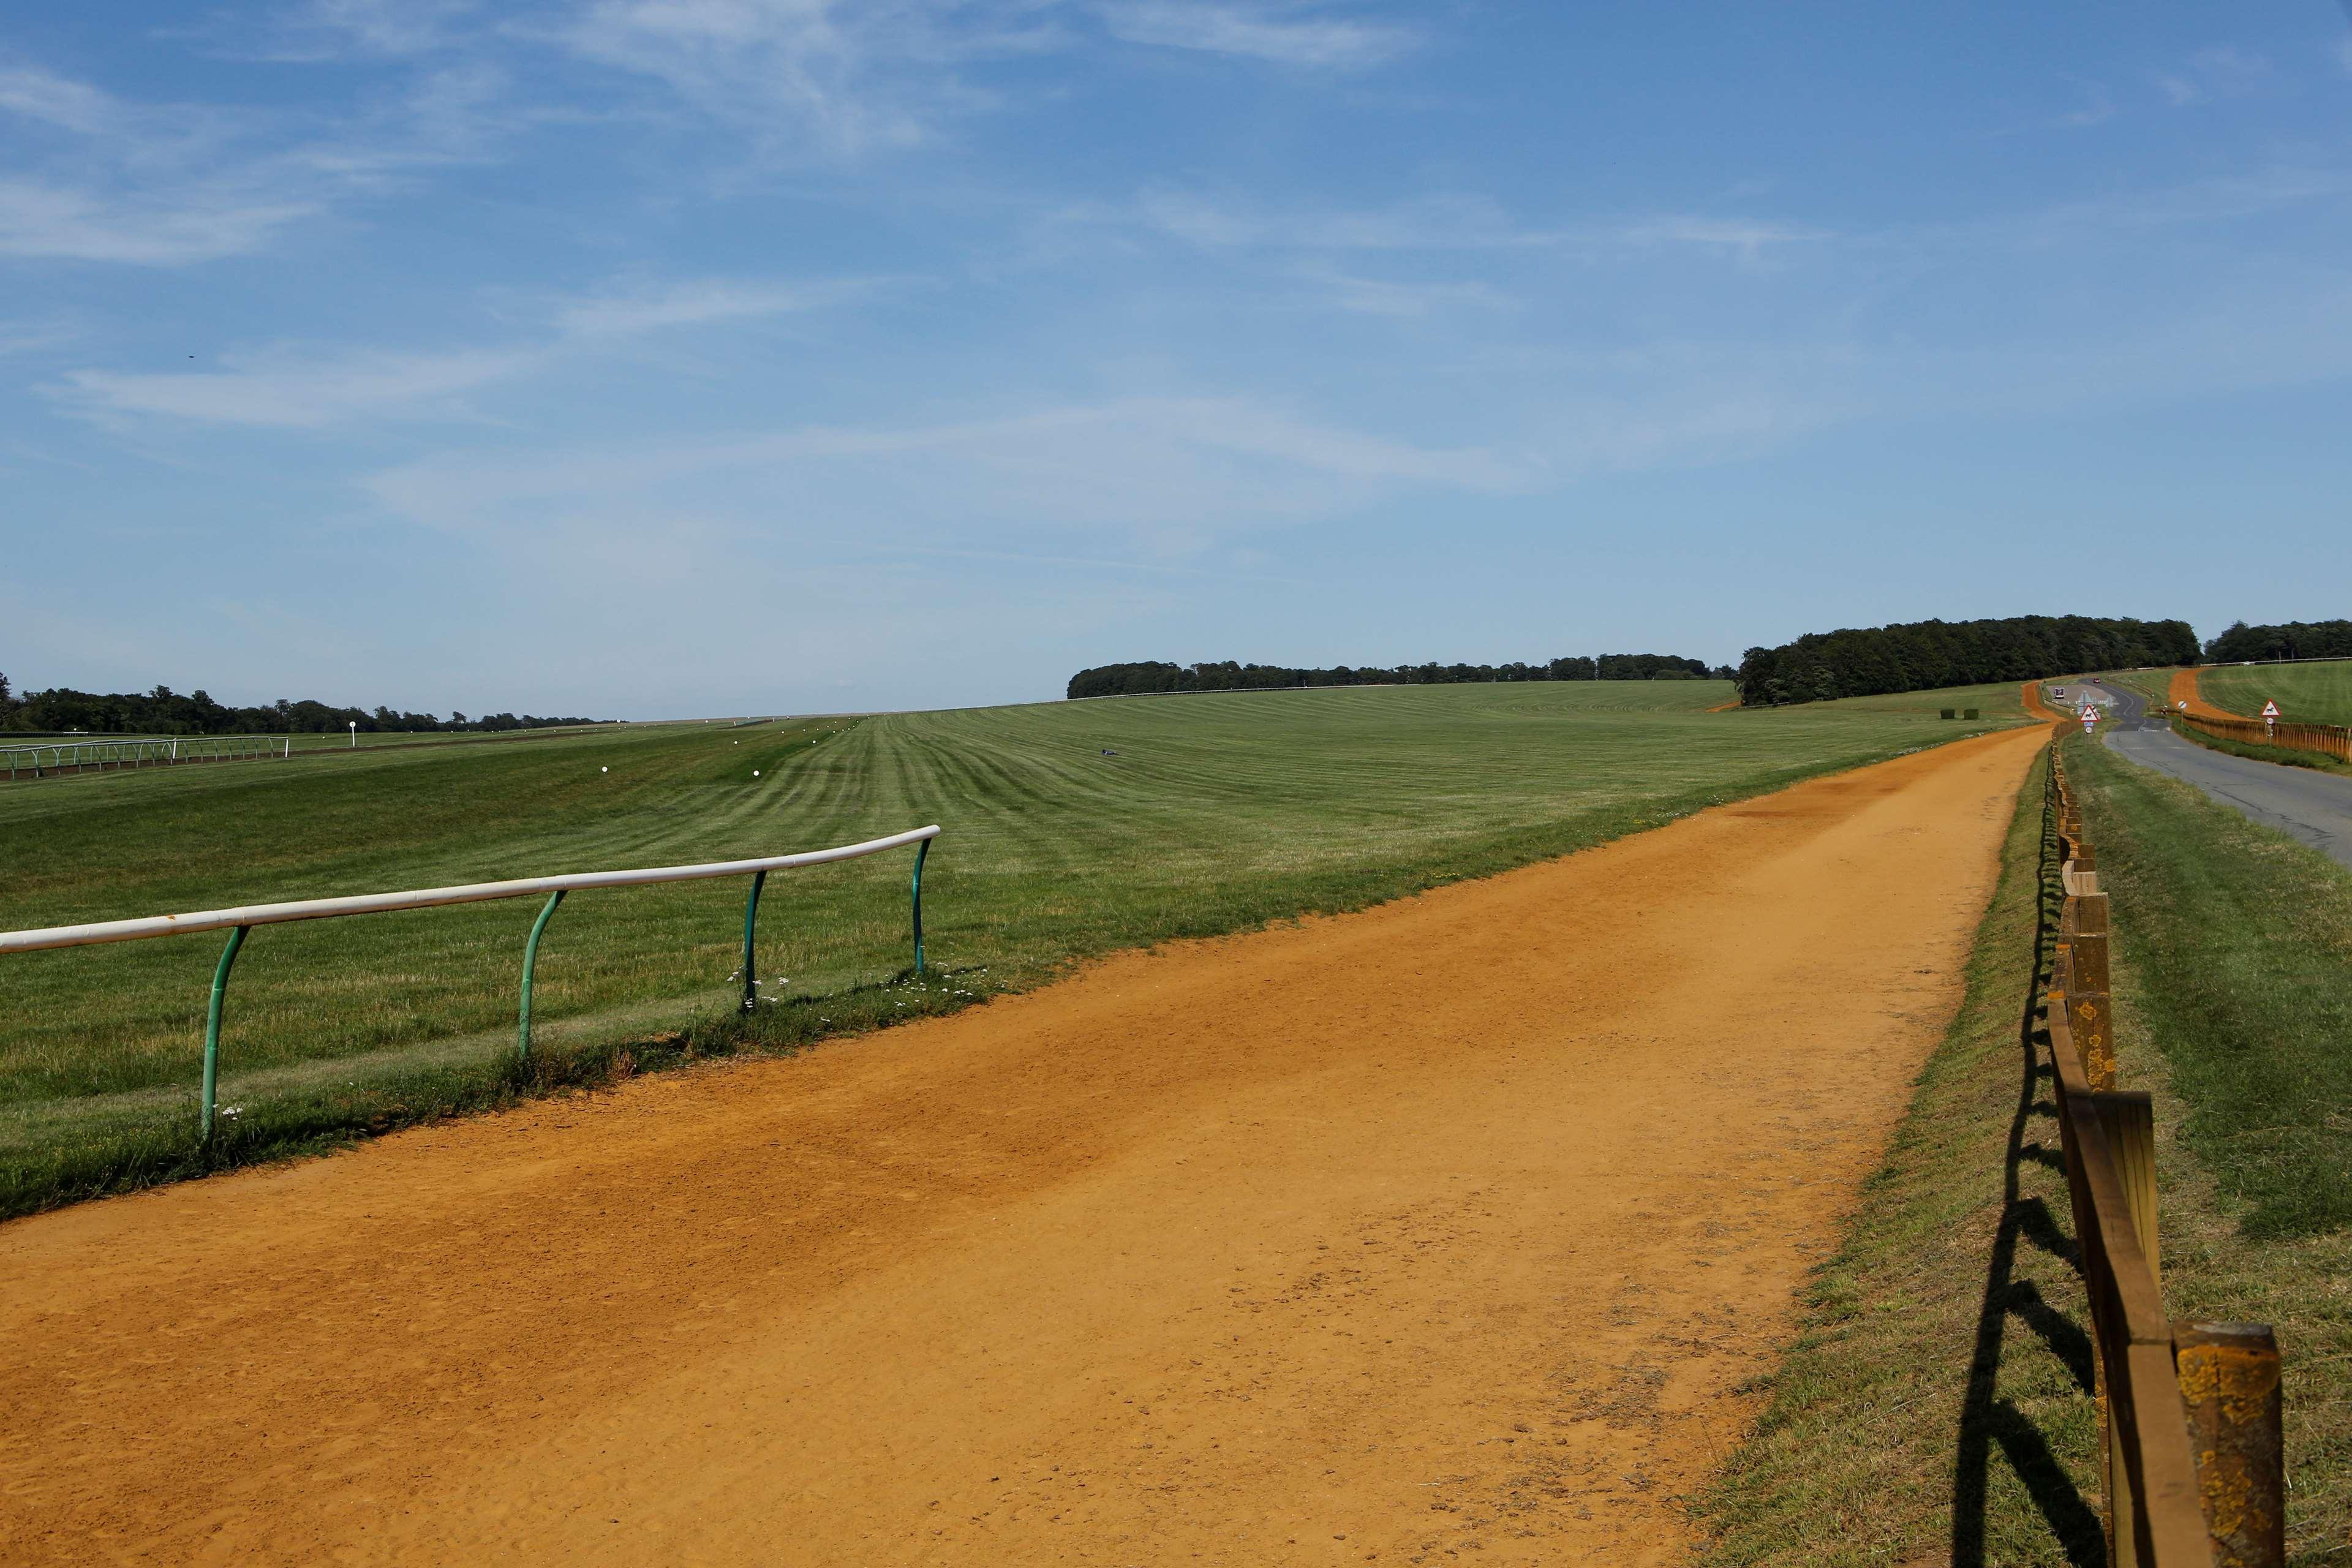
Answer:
2203;619;2352;663
1067;649;1729;697
1735;615;2200;706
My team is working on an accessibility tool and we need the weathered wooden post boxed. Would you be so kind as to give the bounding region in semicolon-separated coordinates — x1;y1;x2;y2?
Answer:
2070;893;2116;1090
2094;1087;2163;1566
2175;1323;2285;1568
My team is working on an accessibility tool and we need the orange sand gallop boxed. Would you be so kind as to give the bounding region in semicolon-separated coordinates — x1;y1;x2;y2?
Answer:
2171;667;2238;720
0;728;2044;1566
2021;679;2066;722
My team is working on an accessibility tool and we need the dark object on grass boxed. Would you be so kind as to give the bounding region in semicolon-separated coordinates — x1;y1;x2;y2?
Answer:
1964;708;1980;720
1101;748;1118;756
1942;708;1957;720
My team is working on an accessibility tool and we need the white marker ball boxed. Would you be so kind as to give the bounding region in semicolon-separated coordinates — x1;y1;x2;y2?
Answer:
600;766;608;773
753;770;761;777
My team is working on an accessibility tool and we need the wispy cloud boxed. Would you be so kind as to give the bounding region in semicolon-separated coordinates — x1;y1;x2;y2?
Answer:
52;274;875;424
1300;267;1513;318
58;345;537;427
552;275;880;336
545;0;1062;157
0;62;122;135
363;394;1529;542
1098;2;1415;69
2154;45;2271;107
1106;188;1829;263
0;58;449;265
297;0;480;56
0;180;319;264
0;318;78;356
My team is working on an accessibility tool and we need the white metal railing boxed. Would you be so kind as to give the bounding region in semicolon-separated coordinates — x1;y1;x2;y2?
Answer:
0;825;942;1137
3;734;290;780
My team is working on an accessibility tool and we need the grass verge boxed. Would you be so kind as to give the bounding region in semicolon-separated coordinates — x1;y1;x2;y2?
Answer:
1693;745;2110;1567
2165;717;2352;778
2200;658;2352;729
2064;733;2351;1561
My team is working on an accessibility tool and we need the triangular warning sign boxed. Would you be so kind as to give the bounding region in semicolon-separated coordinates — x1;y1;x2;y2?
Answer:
2263;701;2280;718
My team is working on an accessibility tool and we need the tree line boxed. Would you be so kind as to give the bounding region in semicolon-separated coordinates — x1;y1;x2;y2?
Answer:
1068;654;1732;700
0;676;609;736
1733;615;2201;706
2203;620;2352;663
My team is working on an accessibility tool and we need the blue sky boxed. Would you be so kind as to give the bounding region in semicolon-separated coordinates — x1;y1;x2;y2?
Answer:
5;2;2351;717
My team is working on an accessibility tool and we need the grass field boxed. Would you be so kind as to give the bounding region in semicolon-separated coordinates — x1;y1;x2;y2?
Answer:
3;718;707;758
0;679;2025;1213
2064;733;2351;1557
2076;667;2179;712
2200;658;2352;728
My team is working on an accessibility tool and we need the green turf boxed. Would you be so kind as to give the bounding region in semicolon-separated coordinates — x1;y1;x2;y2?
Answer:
2065;731;2352;1556
2199;658;2352;728
0;679;2024;1214
2064;733;2352;1238
2079;668;2180;712
1811;680;2028;720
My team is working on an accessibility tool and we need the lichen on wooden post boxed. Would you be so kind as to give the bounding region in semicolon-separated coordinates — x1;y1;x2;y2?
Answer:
2175;1322;2284;1568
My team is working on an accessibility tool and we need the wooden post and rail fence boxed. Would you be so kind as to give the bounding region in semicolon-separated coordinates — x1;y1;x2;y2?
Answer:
2173;709;2352;766
2044;738;2285;1567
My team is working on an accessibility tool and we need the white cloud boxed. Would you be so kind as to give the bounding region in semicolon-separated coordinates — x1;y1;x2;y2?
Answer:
1115;189;1828;263
363;395;1528;541
1613;216;1827;260
0;318;77;356
552;276;874;335
2155;44;2272;107
53;273;872;424
548;0;1020;155
1098;2;1415;69
0;59;428;265
0;62;122;135
1298;267;1512;317
0;179;318;264
1130;189;1549;251
59;346;538;427
301;0;479;55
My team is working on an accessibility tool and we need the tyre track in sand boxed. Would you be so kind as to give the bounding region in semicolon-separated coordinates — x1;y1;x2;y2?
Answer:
1;727;2045;1566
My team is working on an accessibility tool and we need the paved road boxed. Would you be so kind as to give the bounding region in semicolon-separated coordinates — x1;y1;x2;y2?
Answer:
2056;679;2352;872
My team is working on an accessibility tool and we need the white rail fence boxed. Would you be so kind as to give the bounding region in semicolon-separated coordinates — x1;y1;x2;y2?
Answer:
0;826;942;1138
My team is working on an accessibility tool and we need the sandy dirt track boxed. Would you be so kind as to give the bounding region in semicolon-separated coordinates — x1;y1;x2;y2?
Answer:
2169;667;2239;720
2;728;2043;1566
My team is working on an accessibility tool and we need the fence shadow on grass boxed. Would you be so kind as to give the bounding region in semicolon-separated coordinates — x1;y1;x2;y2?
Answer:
1950;787;2106;1568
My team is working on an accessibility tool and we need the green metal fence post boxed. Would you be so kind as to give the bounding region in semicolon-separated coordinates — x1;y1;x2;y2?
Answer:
911;837;929;978
739;869;767;1013
517;890;565;1065
200;925;250;1140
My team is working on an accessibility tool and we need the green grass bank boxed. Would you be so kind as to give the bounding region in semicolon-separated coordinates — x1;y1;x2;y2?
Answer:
2201;658;2352;728
1;680;2023;1215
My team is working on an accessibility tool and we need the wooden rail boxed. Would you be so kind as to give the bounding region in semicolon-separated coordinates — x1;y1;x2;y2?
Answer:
2174;710;2351;766
2045;741;2285;1567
